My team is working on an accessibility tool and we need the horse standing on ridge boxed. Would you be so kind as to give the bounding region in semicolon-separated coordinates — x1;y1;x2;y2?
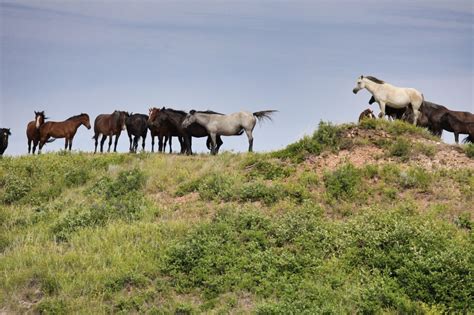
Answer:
148;107;178;153
353;75;423;124
182;109;277;155
93;110;129;153
0;128;11;156
26;111;48;154
126;113;149;153
38;113;91;153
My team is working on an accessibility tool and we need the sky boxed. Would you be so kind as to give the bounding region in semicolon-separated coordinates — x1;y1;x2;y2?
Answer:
1;0;473;156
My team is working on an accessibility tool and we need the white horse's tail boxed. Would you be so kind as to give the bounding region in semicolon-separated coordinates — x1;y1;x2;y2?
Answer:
253;110;278;123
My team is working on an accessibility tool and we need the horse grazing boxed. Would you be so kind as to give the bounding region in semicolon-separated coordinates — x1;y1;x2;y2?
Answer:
148;107;177;153
358;108;375;122
149;108;221;155
0;128;11;156
439;110;474;144
417;101;450;137
38;113;91;153
353;75;423;124
26;111;47;154
93;111;129;153
182;110;277;154
126;113;148;153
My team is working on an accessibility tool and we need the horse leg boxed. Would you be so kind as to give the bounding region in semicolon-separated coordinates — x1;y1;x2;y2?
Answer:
151;136;155;152
114;134;120;152
158;135;164;152
142;135;146;152
216;136;223;154
128;134;133;152
185;135;192;155
169;136;174;154
210;133;218;155
378;102;386;120
454;132;459;144
68;138;73;151
32;141;37;154
133;136;139;153
28;140;31;154
94;135;99;154
64;139;68;150
107;135;113;152
100;135;107;153
245;129;254;152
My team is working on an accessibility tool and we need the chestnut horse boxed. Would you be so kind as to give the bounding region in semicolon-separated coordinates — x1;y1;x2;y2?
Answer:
93;110;129;153
148;107;179;153
38;113;91;153
26;111;47;154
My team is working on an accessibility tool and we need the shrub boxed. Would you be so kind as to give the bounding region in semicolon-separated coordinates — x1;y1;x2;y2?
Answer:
88;168;146;198
388;137;411;160
1;174;32;204
398;167;431;191
465;143;474;159
243;158;294;180
324;164;361;200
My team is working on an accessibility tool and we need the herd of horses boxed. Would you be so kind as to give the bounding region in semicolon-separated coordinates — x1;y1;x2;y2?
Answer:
2;108;277;156
0;75;472;156
355;76;473;144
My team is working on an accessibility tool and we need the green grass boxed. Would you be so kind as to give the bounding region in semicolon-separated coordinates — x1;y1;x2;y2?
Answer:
1;123;473;313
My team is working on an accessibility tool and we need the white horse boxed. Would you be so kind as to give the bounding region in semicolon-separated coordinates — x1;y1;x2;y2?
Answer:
182;110;277;154
352;75;423;124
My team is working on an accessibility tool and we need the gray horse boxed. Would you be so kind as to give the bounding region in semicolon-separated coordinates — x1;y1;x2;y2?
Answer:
182;110;277;154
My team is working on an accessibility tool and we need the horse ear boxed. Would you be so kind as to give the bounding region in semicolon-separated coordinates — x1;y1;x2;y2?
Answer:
360;75;364;79
190;110;196;115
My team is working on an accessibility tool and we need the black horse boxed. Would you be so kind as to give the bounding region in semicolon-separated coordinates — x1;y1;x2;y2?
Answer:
149;108;223;155
439;110;474;144
0;128;12;156
369;96;407;120
126;113;149;153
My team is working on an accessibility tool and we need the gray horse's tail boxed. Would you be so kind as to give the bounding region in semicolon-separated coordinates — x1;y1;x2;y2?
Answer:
253;110;278;123
462;135;474;144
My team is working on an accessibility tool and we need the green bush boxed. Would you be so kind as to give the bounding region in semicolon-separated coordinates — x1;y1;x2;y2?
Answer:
272;121;346;162
1;174;32;204
243;158;294;180
398;167;431;191
389;137;411;160
324;164;362;200
465;143;474;158
88;168;146;198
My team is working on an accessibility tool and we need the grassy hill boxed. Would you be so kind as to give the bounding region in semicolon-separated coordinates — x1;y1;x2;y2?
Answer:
1;120;473;314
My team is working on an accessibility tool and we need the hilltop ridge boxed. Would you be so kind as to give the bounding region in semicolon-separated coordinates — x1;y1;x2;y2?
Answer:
1;120;473;313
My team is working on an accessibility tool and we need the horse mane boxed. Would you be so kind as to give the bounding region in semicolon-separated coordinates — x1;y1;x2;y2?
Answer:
164;108;188;116
365;76;385;84
196;110;224;115
66;113;88;121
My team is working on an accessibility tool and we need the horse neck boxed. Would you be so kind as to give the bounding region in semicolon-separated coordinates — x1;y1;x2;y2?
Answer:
363;79;382;94
194;113;211;126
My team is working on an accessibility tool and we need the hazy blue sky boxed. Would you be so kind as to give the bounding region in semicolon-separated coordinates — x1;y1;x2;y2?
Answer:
1;0;472;155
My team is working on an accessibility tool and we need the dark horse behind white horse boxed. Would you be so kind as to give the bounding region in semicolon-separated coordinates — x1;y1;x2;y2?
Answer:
182;110;277;154
353;75;423;124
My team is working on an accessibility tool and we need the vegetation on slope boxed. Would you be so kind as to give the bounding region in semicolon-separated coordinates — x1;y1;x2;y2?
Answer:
0;120;473;313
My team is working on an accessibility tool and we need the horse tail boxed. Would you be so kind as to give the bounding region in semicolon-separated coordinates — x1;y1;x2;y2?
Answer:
253;110;278;123
462;135;474;144
46;138;56;143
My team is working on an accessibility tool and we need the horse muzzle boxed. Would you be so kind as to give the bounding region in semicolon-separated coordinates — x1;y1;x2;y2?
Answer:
352;88;359;94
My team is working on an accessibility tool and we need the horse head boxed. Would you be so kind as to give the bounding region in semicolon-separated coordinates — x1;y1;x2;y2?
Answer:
353;75;366;94
35;110;46;129
148;107;160;125
81;113;91;129
182;110;197;128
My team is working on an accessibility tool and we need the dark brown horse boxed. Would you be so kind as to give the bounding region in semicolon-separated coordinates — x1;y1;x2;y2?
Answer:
439;110;474;143
38;113;91;153
93;111;129;153
148;107;181;153
26;111;47;154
